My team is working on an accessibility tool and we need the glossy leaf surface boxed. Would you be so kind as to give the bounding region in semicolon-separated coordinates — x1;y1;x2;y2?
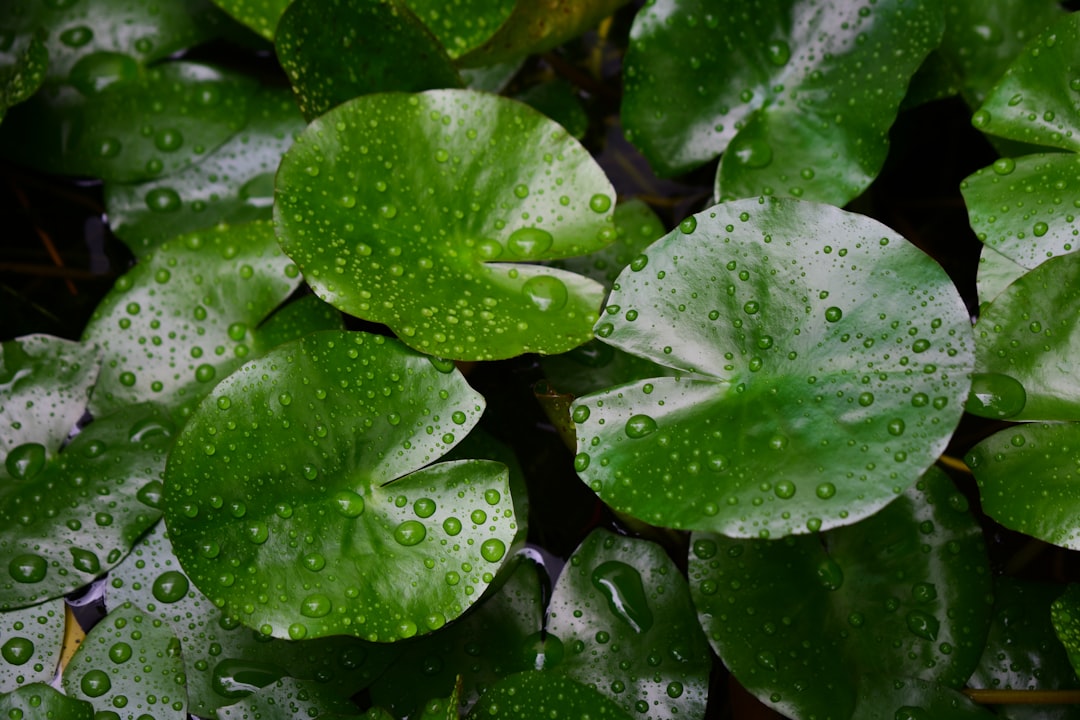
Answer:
0;683;93;720
969;251;1080;421
689;468;992;719
466;671;633;720
275;89;615;360
164;331;519;641
209;0;290;39
546;529;711;720
62;602;187;719
406;0;514;58
0;36;46;122
0;403;172;609
515;79;587;140
275;0;460;121
0;599;64;691
550;199;666;290
216;677;359;719
105;86;305;256
966;422;1080;550
975;246;1026;308
82;222;302;418
974;12;1080;152
1051;584;1080;681
574;198;973;537
623;0;942;206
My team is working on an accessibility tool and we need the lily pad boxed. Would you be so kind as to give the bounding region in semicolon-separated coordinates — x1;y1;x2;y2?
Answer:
573;197;973;537
966;422;1080;550
1051;584;1080;682
62;601;187;719
466;671;634;720
0;599;64;691
250;294;345;356
274;89;616;361
549;199;666;290
622;0;943;206
969;251;1080;421
975;245;1026;308
515;79;587;140
0;683;93;720
209;0;290;40
275;0;460;121
217;677;360;719
546;529;712;720
0;403;173;609
973;12;1080;152
0;35;46;123
851;676;998;720
104;85;306;256
406;0;514;58
81;221;303;418
688;467;992;720
164;331;520;642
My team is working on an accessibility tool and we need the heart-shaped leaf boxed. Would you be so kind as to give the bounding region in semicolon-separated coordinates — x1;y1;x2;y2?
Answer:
104;85;306;256
688;467;992;719
62;601;187;719
573;197;973;537
164;331;520;642
467;671;634;720
0;682;93;720
0;403;173;609
406;0;514;58
274;89;616;360
966;422;1080;550
1051;584;1080;682
209;0;290;40
0;35;46;123
82;221;302;418
217;677;360;720
0;599;64;691
546;529;712;720
973;12;1080;152
275;0;460;122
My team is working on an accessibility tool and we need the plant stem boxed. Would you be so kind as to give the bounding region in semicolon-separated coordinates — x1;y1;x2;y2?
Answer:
965;688;1080;705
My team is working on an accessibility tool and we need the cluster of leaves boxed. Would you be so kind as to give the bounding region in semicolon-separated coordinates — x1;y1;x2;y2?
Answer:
2;0;1080;719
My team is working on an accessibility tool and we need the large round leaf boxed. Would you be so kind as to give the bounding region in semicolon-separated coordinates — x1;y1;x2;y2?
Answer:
0;599;64;692
573;197;973;537
688;467;992;719
274;89;615;360
966;422;1080;550
164;331;520;641
82;222;302;418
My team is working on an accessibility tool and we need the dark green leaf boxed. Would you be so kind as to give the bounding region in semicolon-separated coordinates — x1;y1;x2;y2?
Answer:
1051;585;1080;682
275;0;460;121
966;422;1080;550
546;529;712;720
0;599;64;691
406;0;514;58
851;676;998;720
0;683;93;720
574;198;973;537
250;295;345;356
689;467;992;719
81;221;302;418
62;601;187;719
0;36;46;122
274;89;616;360
209;0;290;40
466;671;634;720
515;79;587;140
549;199;666;290
217;677;360;719
0;403;172;609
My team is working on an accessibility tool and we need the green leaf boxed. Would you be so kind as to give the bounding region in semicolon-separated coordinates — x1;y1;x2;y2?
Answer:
1051;585;1080;682
275;0;460;122
104;85;306;256
459;59;523;94
549;199;666;290
274;89;616;361
81;221;303;418
62;602;187;719
976;245;1026;309
406;0;514;58
0;683;93;720
0;36;46;123
574;198;973;537
108;521;392;717
0;599;64;691
0;403;172;609
622;0;943;205
688;467;992;719
164;331;520;642
1;61;255;182
1;334;99;457
209;0;290;40
969;251;1080;421
250;294;345;356
466;671;634;720
851;676;998;720
217;677;360;719
546;529;712;719
515;79;587;140
973;12;1080;152
966;422;1080;550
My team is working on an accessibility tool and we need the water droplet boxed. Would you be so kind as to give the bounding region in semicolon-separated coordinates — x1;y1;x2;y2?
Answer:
589;194;612;213
108;642;132;664
152;571;189;603
414;498;436;518
774;480;796;499
624;414;658;439
394;520;427;546
443;517;462;536
522;275;568;311
153;128;183;152
591;560;653;633
5;442;46;480
971;109;991;128
755;651;777;671
507;227;553;257
195;364;216;383
513;184;529;198
332;490;365;518
480;539;506;563
302;553;325;572
8;554;46;583
69;52;138;95
70;547;100;574
887;418;906;436
815;482;836;499
629;254;648;272
80;669;112;697
816;558;844;590
145;187;181;212
301;594;332;618
1;638;33;665
59;26;94;47
912;582;938;603
666;681;684;698
521;631;564;670
731;137;773;168
966;373;1027;418
573;452;590;471
858;392;874;407
572;405;591;424
906;611;940;640
288;623;308;640
680;216;698;234
1033;221;1049;237
211;658;285;699
825;306;843;322
992;158;1015;175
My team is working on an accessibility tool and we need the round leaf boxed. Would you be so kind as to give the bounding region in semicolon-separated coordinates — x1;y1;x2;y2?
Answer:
406;0;514;58
0;403;173;609
209;0;290;40
164;331;520;641
274;89;615;360
545;529;712;720
82;221;303;418
466;671;634;720
573;197;973;537
688;467;992;720
0;599;64;692
966;422;1080;550
0;683;93;720
275;0;460;121
217;677;359;720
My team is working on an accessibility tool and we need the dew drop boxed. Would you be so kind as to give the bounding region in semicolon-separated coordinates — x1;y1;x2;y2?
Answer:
905;611;940;641
108;642;132;664
8;554;46;584
332;490;365;518
301;593;332;618
731;137;773;168
70;547;101;574
145;187;181;212
480;539;506;563
80;669;112;697
591;560;653;633
507;227;553;257
5;442;46;480
624;414;658;439
815;482;836;499
887;418;906;436
0;638;33;666
522;275;568;311
414;498;436;518
966;373;1027;418
825;306;843;322
152;571;189;603
589;194;612;213
394;520;427;546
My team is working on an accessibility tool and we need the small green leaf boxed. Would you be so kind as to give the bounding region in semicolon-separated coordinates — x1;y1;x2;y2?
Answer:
274;89;616;360
1051;585;1080;682
209;0;290;40
82;221;303;418
217;677;360;719
574;198;973;537
406;0;514;58
466;671;634;720
0;599;64;691
250;295;345;356
976;246;1026;308
62;602;187;719
546;529;712;720
0;683;93;720
275;0;460;121
966;422;1080;550
689;467;992;719
549;199;666;290
0;36;47;123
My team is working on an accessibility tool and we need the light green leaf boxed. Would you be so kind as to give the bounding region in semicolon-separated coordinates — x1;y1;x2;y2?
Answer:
0;683;93;720
0;599;64;691
975;245;1025;308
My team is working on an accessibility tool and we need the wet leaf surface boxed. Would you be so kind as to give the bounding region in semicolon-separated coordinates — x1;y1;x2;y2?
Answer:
1051;584;1080;682
466;670;634;720
0;36;47;122
274;89;615;360
209;0;290;40
689;467;992;719
0;599;64;691
574;198;972;537
216;677;360;719
406;0;514;58
0;682;93;720
851;676;997;720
